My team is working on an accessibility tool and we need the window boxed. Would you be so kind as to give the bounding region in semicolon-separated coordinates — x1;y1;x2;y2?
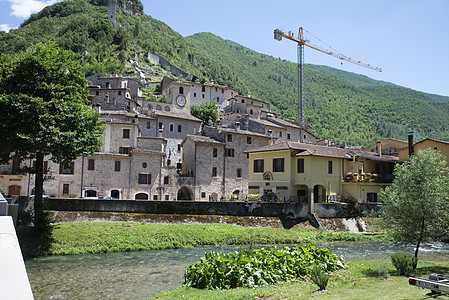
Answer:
153;195;158;200
164;176;169;184
62;184;69;195
114;161;121;172
225;148;235;157
165;195;169;200
202;85;205;92
142;162;147;168
169;123;174;132
241;99;245;103
111;190;120;199
138;173;151;184
179;86;184;94
222;89;224;93
202;94;205;99
201;192;206;198
159;122;163;129
287;133;291;140
328;161;333;174
135;192;149;200
88;159;95;171
212;167;217;177
106;82;110;88
254;159;264;173
217;97;220;101
250;109;253;115
297;158;304;173
279;131;283;138
123;129;130;138
273;158;284;172
247;137;252;144
119;147;131;154
215;87;217;92
178;125;182;132
367;193;378;203
156;105;162;110
194;93;197;97
118;91;121;95
213;148;218;157
434;147;438;150
178;144;181;152
227;134;232;142
165;106;170;112
95;91;99;96
59;162;74;174
146;122;151;129
237;168;242;178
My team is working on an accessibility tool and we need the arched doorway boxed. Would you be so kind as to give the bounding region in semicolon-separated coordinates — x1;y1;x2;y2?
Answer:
85;190;97;198
135;192;149;200
177;186;193;200
110;190;120;199
313;185;326;203
210;192;218;202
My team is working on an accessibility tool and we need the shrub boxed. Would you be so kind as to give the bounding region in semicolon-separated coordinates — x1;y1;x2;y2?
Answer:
183;244;344;289
309;265;330;290
391;253;418;275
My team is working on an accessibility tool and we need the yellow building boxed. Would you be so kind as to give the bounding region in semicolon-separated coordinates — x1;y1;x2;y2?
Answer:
247;141;398;207
396;138;449;165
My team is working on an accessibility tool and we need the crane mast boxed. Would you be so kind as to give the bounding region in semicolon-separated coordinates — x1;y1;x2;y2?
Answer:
274;27;382;126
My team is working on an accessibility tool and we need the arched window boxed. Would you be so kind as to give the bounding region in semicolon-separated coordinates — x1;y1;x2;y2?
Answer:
156;105;162;110
165;106;170;111
179;86;184;94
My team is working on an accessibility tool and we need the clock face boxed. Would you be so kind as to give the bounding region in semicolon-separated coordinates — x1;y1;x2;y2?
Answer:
176;95;186;107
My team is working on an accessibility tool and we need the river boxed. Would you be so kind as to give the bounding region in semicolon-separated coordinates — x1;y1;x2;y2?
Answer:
25;241;449;299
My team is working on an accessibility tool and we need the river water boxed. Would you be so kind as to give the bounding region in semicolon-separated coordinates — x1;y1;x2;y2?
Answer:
25;241;449;299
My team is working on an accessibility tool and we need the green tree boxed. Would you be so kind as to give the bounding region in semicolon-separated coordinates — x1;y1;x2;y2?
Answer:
0;43;104;226
190;100;218;126
380;149;449;260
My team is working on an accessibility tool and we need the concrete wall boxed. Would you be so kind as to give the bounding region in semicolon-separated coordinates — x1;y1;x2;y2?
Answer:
44;198;379;219
0;216;34;299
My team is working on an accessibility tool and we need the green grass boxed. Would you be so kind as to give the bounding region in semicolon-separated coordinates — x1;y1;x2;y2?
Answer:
153;259;449;299
17;222;385;257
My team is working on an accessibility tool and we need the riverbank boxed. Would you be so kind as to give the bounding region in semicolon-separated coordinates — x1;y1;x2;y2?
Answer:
17;222;386;257
154;259;449;299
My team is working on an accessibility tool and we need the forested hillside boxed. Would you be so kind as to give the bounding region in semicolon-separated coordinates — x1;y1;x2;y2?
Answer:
1;0;448;146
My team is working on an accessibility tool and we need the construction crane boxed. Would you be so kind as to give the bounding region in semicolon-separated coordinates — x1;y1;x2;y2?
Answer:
274;27;382;126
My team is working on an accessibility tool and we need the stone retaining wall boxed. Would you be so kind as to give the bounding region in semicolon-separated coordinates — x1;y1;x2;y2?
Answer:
44;198;380;219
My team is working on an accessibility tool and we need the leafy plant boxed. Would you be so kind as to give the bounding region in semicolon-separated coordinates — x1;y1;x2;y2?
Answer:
183;244;344;289
391;253;418;275
309;264;330;291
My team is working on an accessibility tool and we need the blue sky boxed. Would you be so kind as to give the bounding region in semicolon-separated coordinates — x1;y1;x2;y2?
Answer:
1;0;448;96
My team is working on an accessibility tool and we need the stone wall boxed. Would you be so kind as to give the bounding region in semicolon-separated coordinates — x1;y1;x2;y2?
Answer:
147;53;189;78
44;198;380;219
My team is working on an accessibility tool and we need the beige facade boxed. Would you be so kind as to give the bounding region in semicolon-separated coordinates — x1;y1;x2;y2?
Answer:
248;142;398;204
397;138;449;166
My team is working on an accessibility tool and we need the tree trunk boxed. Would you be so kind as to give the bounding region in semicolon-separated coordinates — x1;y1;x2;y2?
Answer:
34;152;44;226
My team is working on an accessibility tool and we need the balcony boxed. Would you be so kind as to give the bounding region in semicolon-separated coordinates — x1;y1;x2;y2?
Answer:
343;172;394;184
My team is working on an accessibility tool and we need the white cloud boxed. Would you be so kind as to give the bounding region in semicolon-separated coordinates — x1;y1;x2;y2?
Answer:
9;0;57;19
0;24;12;32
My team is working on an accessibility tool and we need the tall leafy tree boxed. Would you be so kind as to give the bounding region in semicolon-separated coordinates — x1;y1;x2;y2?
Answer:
0;43;103;226
380;149;449;260
191;100;218;126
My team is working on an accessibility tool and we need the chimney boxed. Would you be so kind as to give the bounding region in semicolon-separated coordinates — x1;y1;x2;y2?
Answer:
134;114;138;124
376;141;382;156
408;130;414;157
247;92;251;98
159;128;163;138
